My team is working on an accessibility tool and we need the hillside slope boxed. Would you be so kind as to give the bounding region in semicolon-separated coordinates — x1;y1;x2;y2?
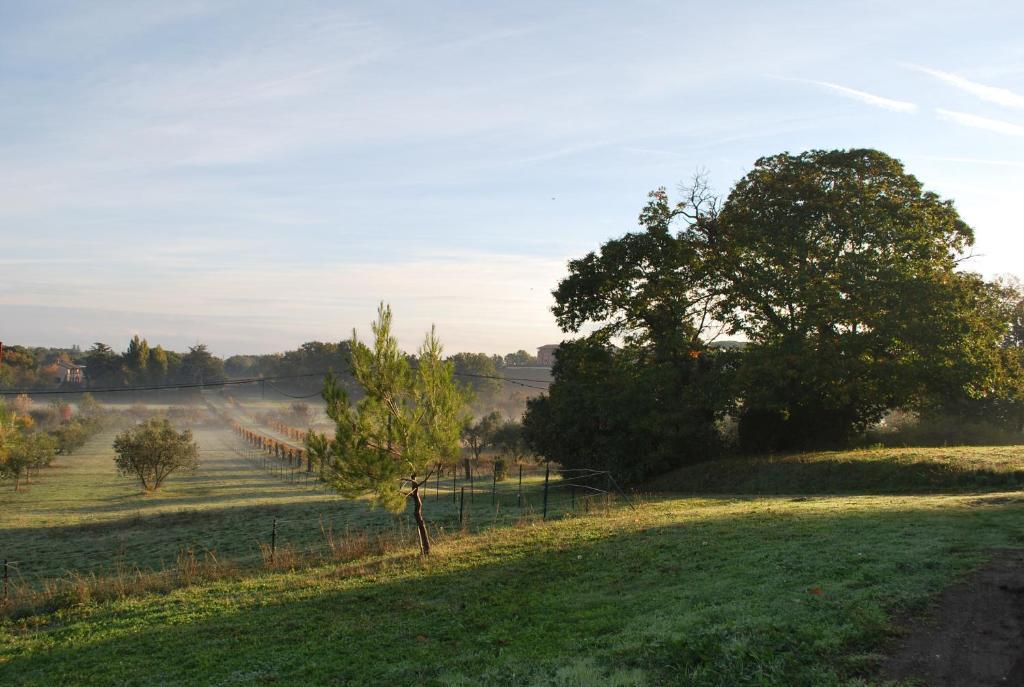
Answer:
4;493;1024;686
650;445;1024;495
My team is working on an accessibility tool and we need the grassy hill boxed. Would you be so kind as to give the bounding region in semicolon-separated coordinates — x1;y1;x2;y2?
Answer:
649;445;1024;495
3;491;1024;685
5;438;1024;685
0;426;565;585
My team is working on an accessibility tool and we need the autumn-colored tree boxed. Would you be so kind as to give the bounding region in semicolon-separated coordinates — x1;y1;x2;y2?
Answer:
13;393;32;416
0;409;57;491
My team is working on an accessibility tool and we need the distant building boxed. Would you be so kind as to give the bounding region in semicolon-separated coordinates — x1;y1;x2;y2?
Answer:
536;344;559;367
55;360;85;385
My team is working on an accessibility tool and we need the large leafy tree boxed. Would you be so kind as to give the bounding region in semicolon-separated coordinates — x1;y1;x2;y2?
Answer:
179;344;227;386
715;149;994;448
85;343;122;388
314;304;468;555
447;352;502;401
524;339;735;483
553;180;725;358
526;181;735;482
147;345;169;384
124;335;150;383
923;276;1024;434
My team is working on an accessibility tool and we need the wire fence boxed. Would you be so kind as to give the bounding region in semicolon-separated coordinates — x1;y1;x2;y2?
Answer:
1;421;634;608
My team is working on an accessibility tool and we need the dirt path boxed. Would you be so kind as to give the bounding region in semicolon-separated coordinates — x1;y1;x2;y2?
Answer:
881;549;1024;686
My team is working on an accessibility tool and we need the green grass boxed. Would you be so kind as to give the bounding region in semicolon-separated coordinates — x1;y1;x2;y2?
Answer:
651;444;1024;494
0;426;573;583
6;431;1024;685
2;493;1024;685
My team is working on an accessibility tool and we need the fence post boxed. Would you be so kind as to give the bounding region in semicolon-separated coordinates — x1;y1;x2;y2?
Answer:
542;463;550;520
459;487;465;527
271;517;277;565
518;464;523;509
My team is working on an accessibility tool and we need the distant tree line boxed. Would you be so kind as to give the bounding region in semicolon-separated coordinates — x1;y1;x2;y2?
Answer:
2;335;542;406
523;149;1024;484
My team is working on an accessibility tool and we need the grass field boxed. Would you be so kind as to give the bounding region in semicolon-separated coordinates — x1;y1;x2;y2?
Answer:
0;424;576;585
3;492;1024;685
4;426;1024;685
651;445;1024;494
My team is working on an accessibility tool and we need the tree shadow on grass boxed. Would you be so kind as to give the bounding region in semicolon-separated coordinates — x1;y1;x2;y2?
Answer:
655;453;1024;495
5;500;1024;686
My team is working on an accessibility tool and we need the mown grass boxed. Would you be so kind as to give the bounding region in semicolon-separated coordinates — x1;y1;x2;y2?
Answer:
0;425;575;585
651;445;1024;494
2;493;1024;685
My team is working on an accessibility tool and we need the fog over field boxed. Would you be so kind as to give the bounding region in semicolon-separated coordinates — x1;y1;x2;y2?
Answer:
3;3;1024;686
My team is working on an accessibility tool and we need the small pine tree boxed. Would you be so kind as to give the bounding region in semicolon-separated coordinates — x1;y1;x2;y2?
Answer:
313;304;467;555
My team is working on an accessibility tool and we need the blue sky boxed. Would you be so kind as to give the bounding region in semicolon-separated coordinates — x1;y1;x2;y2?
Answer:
2;1;1023;356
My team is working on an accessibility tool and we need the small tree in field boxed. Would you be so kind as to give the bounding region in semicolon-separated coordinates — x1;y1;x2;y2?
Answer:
113;418;199;492
53;420;89;455
460;411;502;479
0;409;57;491
495;420;531;466
314;304;467;555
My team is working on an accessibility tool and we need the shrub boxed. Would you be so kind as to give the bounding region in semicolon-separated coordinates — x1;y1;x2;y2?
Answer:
113;418;199;492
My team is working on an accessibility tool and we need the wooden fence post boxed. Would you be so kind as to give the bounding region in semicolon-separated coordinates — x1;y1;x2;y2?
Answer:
271;517;277;565
518;464;523;509
542;463;550;520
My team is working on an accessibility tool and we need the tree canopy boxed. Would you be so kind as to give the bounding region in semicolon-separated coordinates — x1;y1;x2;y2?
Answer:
526;180;734;483
716;149;1003;448
526;148;1024;477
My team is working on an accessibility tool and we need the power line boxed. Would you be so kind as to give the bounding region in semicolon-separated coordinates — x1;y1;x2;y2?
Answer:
0;368;551;397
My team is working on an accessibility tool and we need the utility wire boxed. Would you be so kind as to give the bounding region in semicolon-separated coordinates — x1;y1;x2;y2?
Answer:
0;368;551;396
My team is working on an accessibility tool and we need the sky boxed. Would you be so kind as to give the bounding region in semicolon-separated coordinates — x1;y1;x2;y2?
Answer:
1;1;1023;357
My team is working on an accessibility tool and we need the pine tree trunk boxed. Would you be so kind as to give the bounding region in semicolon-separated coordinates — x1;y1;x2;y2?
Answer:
411;478;431;556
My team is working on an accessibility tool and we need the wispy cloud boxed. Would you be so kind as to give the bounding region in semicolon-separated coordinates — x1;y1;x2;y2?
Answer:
935;109;1024;136
806;80;918;113
910;65;1024;108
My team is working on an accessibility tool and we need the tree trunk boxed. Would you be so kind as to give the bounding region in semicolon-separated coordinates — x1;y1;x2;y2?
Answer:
463;457;471;480
411;477;431;556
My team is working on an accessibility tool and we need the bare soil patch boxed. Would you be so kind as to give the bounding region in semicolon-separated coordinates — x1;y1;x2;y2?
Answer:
881;549;1024;686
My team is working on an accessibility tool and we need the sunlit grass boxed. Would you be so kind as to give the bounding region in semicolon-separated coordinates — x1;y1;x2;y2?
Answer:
2;491;1024;685
653;444;1024;494
0;426;573;582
